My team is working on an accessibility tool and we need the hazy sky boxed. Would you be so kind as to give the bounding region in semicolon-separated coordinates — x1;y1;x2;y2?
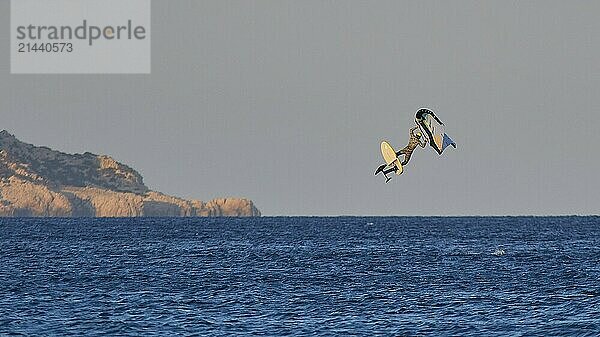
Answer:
1;1;599;215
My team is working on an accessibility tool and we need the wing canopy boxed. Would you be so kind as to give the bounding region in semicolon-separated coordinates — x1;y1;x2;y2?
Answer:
415;108;456;155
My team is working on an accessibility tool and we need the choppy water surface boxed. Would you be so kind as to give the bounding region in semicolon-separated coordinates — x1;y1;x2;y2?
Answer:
1;217;599;336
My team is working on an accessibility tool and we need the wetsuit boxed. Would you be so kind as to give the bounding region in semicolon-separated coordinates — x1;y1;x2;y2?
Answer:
396;126;426;166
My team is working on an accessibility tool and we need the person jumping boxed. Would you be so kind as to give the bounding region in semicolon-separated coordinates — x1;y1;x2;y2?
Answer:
375;126;426;178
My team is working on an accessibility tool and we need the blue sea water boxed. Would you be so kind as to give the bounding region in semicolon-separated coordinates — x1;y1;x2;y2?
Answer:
0;217;599;336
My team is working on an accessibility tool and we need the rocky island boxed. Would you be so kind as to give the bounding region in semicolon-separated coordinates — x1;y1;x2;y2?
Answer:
0;131;260;217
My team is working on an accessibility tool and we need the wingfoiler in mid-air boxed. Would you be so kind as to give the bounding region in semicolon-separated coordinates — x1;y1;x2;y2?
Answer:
375;108;456;183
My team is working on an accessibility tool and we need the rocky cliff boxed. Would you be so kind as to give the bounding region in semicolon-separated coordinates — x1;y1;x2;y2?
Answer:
0;131;260;217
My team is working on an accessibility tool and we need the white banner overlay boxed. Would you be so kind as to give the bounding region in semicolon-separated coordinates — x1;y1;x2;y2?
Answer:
11;0;151;74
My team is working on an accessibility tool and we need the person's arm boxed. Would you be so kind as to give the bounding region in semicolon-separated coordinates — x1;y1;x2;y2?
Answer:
409;127;419;140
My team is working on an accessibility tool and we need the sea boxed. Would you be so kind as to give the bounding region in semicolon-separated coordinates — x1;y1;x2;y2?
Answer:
0;216;599;336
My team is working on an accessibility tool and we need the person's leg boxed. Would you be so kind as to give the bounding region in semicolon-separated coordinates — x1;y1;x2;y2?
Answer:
401;152;412;166
395;148;407;157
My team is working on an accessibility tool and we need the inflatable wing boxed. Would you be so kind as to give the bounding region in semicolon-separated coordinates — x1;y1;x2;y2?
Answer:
415;108;456;155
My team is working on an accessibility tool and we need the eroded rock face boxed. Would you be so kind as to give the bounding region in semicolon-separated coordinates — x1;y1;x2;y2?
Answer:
0;176;73;216
0;131;260;217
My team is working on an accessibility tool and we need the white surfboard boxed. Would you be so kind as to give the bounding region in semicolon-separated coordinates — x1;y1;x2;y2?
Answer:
380;141;403;175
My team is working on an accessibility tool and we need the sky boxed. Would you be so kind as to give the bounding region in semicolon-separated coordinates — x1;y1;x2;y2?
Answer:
1;0;599;215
